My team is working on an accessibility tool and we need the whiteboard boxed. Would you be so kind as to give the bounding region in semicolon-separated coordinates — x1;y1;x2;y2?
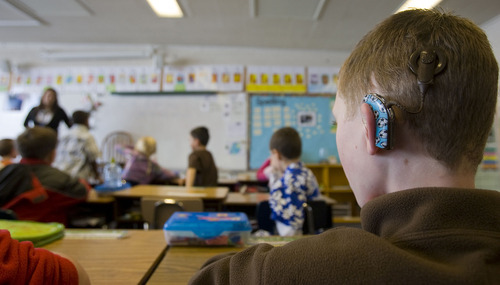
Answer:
59;92;248;171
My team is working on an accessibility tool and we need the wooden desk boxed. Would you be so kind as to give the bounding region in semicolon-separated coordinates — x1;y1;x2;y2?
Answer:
101;185;229;213
87;189;115;203
107;185;229;201
148;236;309;284
218;176;268;193
224;192;337;206
148;246;245;285
43;230;167;285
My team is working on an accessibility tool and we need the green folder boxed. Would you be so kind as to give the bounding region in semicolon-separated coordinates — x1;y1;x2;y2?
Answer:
0;220;65;247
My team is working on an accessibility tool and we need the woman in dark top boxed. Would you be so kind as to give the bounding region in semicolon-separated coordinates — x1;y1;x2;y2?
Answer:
24;88;72;133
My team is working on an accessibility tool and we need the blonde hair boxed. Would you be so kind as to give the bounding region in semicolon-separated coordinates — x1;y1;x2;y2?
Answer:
338;9;498;172
134;136;157;157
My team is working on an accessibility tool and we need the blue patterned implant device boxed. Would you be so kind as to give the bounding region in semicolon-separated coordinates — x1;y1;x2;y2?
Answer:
363;93;394;150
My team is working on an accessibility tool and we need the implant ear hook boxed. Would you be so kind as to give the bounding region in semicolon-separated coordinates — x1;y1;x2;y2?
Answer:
408;48;447;95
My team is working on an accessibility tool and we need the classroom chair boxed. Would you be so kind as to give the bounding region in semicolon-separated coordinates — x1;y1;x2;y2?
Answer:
256;200;276;235
101;131;134;166
141;197;204;229
0;209;17;220
302;200;333;234
256;200;333;235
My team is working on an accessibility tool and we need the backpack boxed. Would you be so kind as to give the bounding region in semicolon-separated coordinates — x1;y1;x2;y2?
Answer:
0;164;83;224
0;164;48;208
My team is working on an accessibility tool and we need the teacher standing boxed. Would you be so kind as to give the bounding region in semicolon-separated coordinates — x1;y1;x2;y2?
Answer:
24;88;72;133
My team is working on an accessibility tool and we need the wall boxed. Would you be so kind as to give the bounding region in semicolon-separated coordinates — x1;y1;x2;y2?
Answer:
1;17;500;172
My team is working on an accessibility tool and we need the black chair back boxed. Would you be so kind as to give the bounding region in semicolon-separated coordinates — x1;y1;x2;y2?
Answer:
256;199;333;235
303;200;333;234
0;209;17;220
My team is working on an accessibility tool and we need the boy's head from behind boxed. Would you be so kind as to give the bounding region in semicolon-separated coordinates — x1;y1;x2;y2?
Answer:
17;127;57;161
269;127;302;160
72;110;89;127
337;9;498;172
190;127;210;148
135;136;157;157
0;139;16;159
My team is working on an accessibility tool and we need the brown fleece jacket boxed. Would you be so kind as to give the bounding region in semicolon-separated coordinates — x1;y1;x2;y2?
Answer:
189;187;500;284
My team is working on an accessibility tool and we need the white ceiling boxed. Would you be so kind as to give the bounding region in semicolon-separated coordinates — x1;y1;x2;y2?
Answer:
1;0;499;53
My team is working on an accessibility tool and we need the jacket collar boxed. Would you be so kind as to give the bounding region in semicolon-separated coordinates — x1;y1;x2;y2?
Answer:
20;158;50;165
361;187;500;241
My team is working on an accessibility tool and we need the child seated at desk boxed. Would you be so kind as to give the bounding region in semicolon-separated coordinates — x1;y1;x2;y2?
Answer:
117;136;180;185
268;127;319;236
53;110;101;185
185;126;218;187
0;127;89;224
0;138;18;171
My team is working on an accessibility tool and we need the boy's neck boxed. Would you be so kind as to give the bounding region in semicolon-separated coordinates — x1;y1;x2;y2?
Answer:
75;123;89;129
281;158;300;168
194;145;207;151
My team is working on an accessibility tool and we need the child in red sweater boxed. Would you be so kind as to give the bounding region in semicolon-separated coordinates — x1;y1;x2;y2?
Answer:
0;230;89;284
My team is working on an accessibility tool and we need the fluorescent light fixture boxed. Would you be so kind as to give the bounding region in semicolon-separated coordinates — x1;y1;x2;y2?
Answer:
395;0;443;13
147;0;184;18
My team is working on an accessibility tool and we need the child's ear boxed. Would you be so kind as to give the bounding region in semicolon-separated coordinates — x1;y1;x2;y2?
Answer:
270;149;281;160
360;103;378;155
46;149;57;164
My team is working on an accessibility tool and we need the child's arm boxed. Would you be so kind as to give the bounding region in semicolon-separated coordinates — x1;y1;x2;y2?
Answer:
85;136;101;180
256;158;271;181
114;144;134;157
268;155;284;186
0;230;89;284
185;167;196;187
56;252;91;285
150;161;180;185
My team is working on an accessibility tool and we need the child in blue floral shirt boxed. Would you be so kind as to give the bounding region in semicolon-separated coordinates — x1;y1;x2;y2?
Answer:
268;127;319;236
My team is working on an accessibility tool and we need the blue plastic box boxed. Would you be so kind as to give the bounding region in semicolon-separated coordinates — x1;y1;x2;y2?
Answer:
163;212;252;246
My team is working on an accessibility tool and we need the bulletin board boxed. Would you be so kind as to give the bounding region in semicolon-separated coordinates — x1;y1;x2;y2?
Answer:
249;94;338;169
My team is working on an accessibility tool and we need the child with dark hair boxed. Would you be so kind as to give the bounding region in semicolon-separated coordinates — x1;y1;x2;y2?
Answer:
0;138;18;170
185;126;218;187
268;127;319;236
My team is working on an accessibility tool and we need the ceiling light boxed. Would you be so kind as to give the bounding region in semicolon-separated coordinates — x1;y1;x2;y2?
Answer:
395;0;443;13
147;0;184;18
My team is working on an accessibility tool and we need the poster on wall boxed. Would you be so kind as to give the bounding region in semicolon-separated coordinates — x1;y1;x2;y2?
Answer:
213;65;244;92
163;66;186;92
10;66;161;95
0;71;9;92
249;94;337;169
308;66;340;94
4;93;29;111
246;66;306;93
163;65;244;92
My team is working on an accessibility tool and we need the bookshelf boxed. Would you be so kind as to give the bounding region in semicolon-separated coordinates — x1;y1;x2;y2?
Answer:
306;164;360;217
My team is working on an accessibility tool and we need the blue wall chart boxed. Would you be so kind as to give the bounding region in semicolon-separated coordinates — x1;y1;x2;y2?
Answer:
249;94;338;169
